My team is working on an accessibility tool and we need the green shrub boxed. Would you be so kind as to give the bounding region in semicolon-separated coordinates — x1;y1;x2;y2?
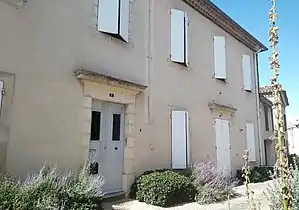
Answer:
0;176;21;209
264;161;299;210
236;166;274;184
288;153;299;169
0;164;104;210
129;168;192;199
134;170;196;207
249;166;274;183
192;161;236;204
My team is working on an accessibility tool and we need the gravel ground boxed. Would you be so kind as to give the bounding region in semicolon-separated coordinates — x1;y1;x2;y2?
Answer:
103;180;275;210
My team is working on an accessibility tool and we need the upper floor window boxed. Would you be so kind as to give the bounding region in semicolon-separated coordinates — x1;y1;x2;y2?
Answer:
264;104;269;131
270;107;274;130
170;9;188;66
242;54;252;91
213;36;227;80
283;114;287;131
97;0;130;42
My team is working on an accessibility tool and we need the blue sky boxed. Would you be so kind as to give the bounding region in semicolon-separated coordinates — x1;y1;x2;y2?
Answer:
211;0;298;118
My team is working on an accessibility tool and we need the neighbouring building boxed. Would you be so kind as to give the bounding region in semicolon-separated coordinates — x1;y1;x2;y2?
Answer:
259;85;290;156
0;0;267;195
259;95;276;166
288;117;299;155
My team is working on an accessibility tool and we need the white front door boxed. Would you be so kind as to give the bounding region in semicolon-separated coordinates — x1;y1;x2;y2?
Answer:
215;118;231;176
89;100;125;194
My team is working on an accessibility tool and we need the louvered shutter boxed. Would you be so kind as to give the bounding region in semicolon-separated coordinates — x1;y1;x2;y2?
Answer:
171;9;188;65
213;36;227;79
246;122;256;161
242;54;252;91
171;110;189;169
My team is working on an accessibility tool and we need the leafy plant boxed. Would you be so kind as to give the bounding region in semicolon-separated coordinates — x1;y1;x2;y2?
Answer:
0;175;21;210
249;166;274;183
0;163;105;210
134;170;196;207
192;161;236;204
268;0;292;208
264;158;299;210
129;168;192;199
288;153;299;169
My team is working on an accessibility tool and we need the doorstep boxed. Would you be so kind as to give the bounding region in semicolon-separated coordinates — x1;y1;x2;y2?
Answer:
103;191;126;202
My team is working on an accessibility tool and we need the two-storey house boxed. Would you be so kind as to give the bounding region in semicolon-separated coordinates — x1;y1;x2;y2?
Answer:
0;0;267;195
260;85;289;156
259;95;275;166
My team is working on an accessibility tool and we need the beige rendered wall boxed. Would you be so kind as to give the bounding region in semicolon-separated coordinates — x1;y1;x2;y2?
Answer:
0;0;149;177
134;0;261;176
0;0;260;186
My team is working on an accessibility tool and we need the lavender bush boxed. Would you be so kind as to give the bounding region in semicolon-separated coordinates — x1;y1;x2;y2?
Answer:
0;163;105;210
192;161;236;204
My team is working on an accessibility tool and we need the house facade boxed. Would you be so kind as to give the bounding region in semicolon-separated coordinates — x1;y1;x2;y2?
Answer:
259;95;276;166
287;117;299;155
0;0;267;195
259;85;289;156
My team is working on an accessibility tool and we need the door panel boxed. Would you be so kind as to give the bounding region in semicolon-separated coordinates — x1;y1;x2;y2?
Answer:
89;101;124;194
215;118;231;176
103;103;124;193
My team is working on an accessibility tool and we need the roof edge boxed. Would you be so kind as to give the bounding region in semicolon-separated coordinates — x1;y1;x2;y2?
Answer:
260;95;273;107
183;0;268;53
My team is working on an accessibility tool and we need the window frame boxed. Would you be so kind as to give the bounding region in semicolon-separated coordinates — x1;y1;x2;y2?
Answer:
264;104;269;131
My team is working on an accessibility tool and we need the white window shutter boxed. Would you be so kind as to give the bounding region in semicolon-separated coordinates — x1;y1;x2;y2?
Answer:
215;119;231;176
246;123;256;161
213;36;227;79
184;12;188;66
242;55;252;91
0;81;3;109
119;0;130;42
171;9;186;64
98;0;119;34
171;110;188;169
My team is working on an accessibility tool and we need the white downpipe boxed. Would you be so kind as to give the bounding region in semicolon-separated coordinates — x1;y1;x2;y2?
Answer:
254;52;264;165
144;0;153;122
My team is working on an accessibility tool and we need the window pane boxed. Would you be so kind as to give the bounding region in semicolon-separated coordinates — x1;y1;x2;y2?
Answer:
264;105;269;131
112;113;121;141
283;114;287;131
90;111;101;141
270;109;274;130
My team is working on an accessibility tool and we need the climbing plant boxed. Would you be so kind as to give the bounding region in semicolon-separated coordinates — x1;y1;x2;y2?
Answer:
268;0;292;209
